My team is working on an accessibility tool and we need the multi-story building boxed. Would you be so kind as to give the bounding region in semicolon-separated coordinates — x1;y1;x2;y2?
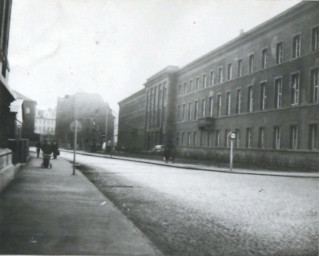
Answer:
144;66;179;149
55;92;114;151
13;91;37;141
0;0;14;148
118;89;146;151
118;1;319;170
35;108;56;140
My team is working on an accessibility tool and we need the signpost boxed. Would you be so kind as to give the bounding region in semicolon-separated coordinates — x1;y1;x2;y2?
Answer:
70;120;83;175
229;132;236;171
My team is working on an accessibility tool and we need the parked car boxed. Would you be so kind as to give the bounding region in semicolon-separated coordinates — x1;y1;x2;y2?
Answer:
150;145;165;153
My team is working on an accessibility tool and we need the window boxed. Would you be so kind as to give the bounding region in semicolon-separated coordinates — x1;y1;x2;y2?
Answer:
202;74;207;88
235;129;240;148
177;105;181;121
236;89;242;114
247;86;253;112
259;127;265;149
226;92;231;115
311;68;319;103
276;42;283;64
312;26;319;51
183;82;187;94
218;67;223;83
207;132;212;147
249;54;254;73
237;59;243;77
188;80;193;92
227;63;232;80
290;125;298;149
194;100;199;120
178;84;182;95
261;49;267;69
195;77;200;90
193;132;197;146
209;97;214;117
201;99;206;117
309;124;318;150
224;129;230;147
246;128;252;148
182;104;186;121
187;132;191;146
274;78;282;108
291;73;300;105
210;71;215;86
260;82;267;110
25;107;30;114
273;126;281;149
292;35;301;58
200;131;204;146
217;94;222;117
188;103;192;121
215;130;220;147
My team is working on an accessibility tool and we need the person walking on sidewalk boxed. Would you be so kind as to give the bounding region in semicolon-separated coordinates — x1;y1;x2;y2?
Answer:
163;145;171;163
35;141;41;158
52;140;59;159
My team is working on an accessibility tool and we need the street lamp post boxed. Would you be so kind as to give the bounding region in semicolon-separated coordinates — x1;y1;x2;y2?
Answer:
229;132;236;172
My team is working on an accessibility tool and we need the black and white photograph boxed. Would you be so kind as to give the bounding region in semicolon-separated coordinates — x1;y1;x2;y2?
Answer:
0;0;318;255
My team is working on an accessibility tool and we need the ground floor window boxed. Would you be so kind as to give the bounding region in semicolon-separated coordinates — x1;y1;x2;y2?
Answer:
246;128;252;148
290;125;298;149
273;126;281;149
309;124;318;150
258;127;265;149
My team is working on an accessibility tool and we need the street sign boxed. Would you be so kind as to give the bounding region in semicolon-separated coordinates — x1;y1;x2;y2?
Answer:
230;132;236;140
70;120;83;133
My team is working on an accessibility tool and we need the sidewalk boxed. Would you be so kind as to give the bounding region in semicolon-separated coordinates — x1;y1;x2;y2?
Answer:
61;149;319;178
0;155;162;255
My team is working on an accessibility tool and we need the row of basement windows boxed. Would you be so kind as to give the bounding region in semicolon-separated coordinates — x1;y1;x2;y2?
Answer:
176;68;319;121
178;27;319;96
177;124;318;150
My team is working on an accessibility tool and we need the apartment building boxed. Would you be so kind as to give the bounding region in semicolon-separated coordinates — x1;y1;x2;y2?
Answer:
118;1;319;170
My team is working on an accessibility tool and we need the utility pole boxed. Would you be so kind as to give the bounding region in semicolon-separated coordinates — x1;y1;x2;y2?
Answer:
73;119;77;175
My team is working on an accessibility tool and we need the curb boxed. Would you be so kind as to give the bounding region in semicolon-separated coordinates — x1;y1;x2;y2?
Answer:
59;149;319;179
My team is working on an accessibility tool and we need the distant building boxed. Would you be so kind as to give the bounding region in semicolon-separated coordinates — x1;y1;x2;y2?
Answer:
118;89;146;151
13;91;37;141
34;108;56;140
55;92;114;151
118;1;319;170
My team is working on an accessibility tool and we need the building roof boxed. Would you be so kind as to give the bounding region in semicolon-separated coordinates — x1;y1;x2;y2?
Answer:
145;66;179;84
118;88;145;105
13;90;36;103
179;0;314;73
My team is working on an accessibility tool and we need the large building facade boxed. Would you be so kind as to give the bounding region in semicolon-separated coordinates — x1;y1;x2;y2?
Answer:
55;92;114;151
118;89;146;151
118;1;319;170
0;0;14;148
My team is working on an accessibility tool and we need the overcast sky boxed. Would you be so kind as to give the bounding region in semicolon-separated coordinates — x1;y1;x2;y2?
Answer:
8;0;300;113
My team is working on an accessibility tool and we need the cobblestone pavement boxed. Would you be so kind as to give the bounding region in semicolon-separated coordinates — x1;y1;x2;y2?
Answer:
62;152;319;256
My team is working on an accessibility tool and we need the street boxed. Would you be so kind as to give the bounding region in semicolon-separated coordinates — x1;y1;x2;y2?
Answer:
61;152;319;256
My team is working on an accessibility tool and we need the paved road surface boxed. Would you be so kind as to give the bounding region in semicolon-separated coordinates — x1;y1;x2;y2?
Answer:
62;152;319;256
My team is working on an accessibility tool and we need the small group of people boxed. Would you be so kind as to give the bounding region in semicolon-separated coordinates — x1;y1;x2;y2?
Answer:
36;140;60;159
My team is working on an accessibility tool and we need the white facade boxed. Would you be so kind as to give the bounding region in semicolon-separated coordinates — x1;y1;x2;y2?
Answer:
35;108;56;135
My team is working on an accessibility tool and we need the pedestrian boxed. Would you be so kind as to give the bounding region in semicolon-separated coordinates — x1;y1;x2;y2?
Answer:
41;140;53;168
52;140;59;159
163;145;170;163
35;141;41;158
41;140;52;155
